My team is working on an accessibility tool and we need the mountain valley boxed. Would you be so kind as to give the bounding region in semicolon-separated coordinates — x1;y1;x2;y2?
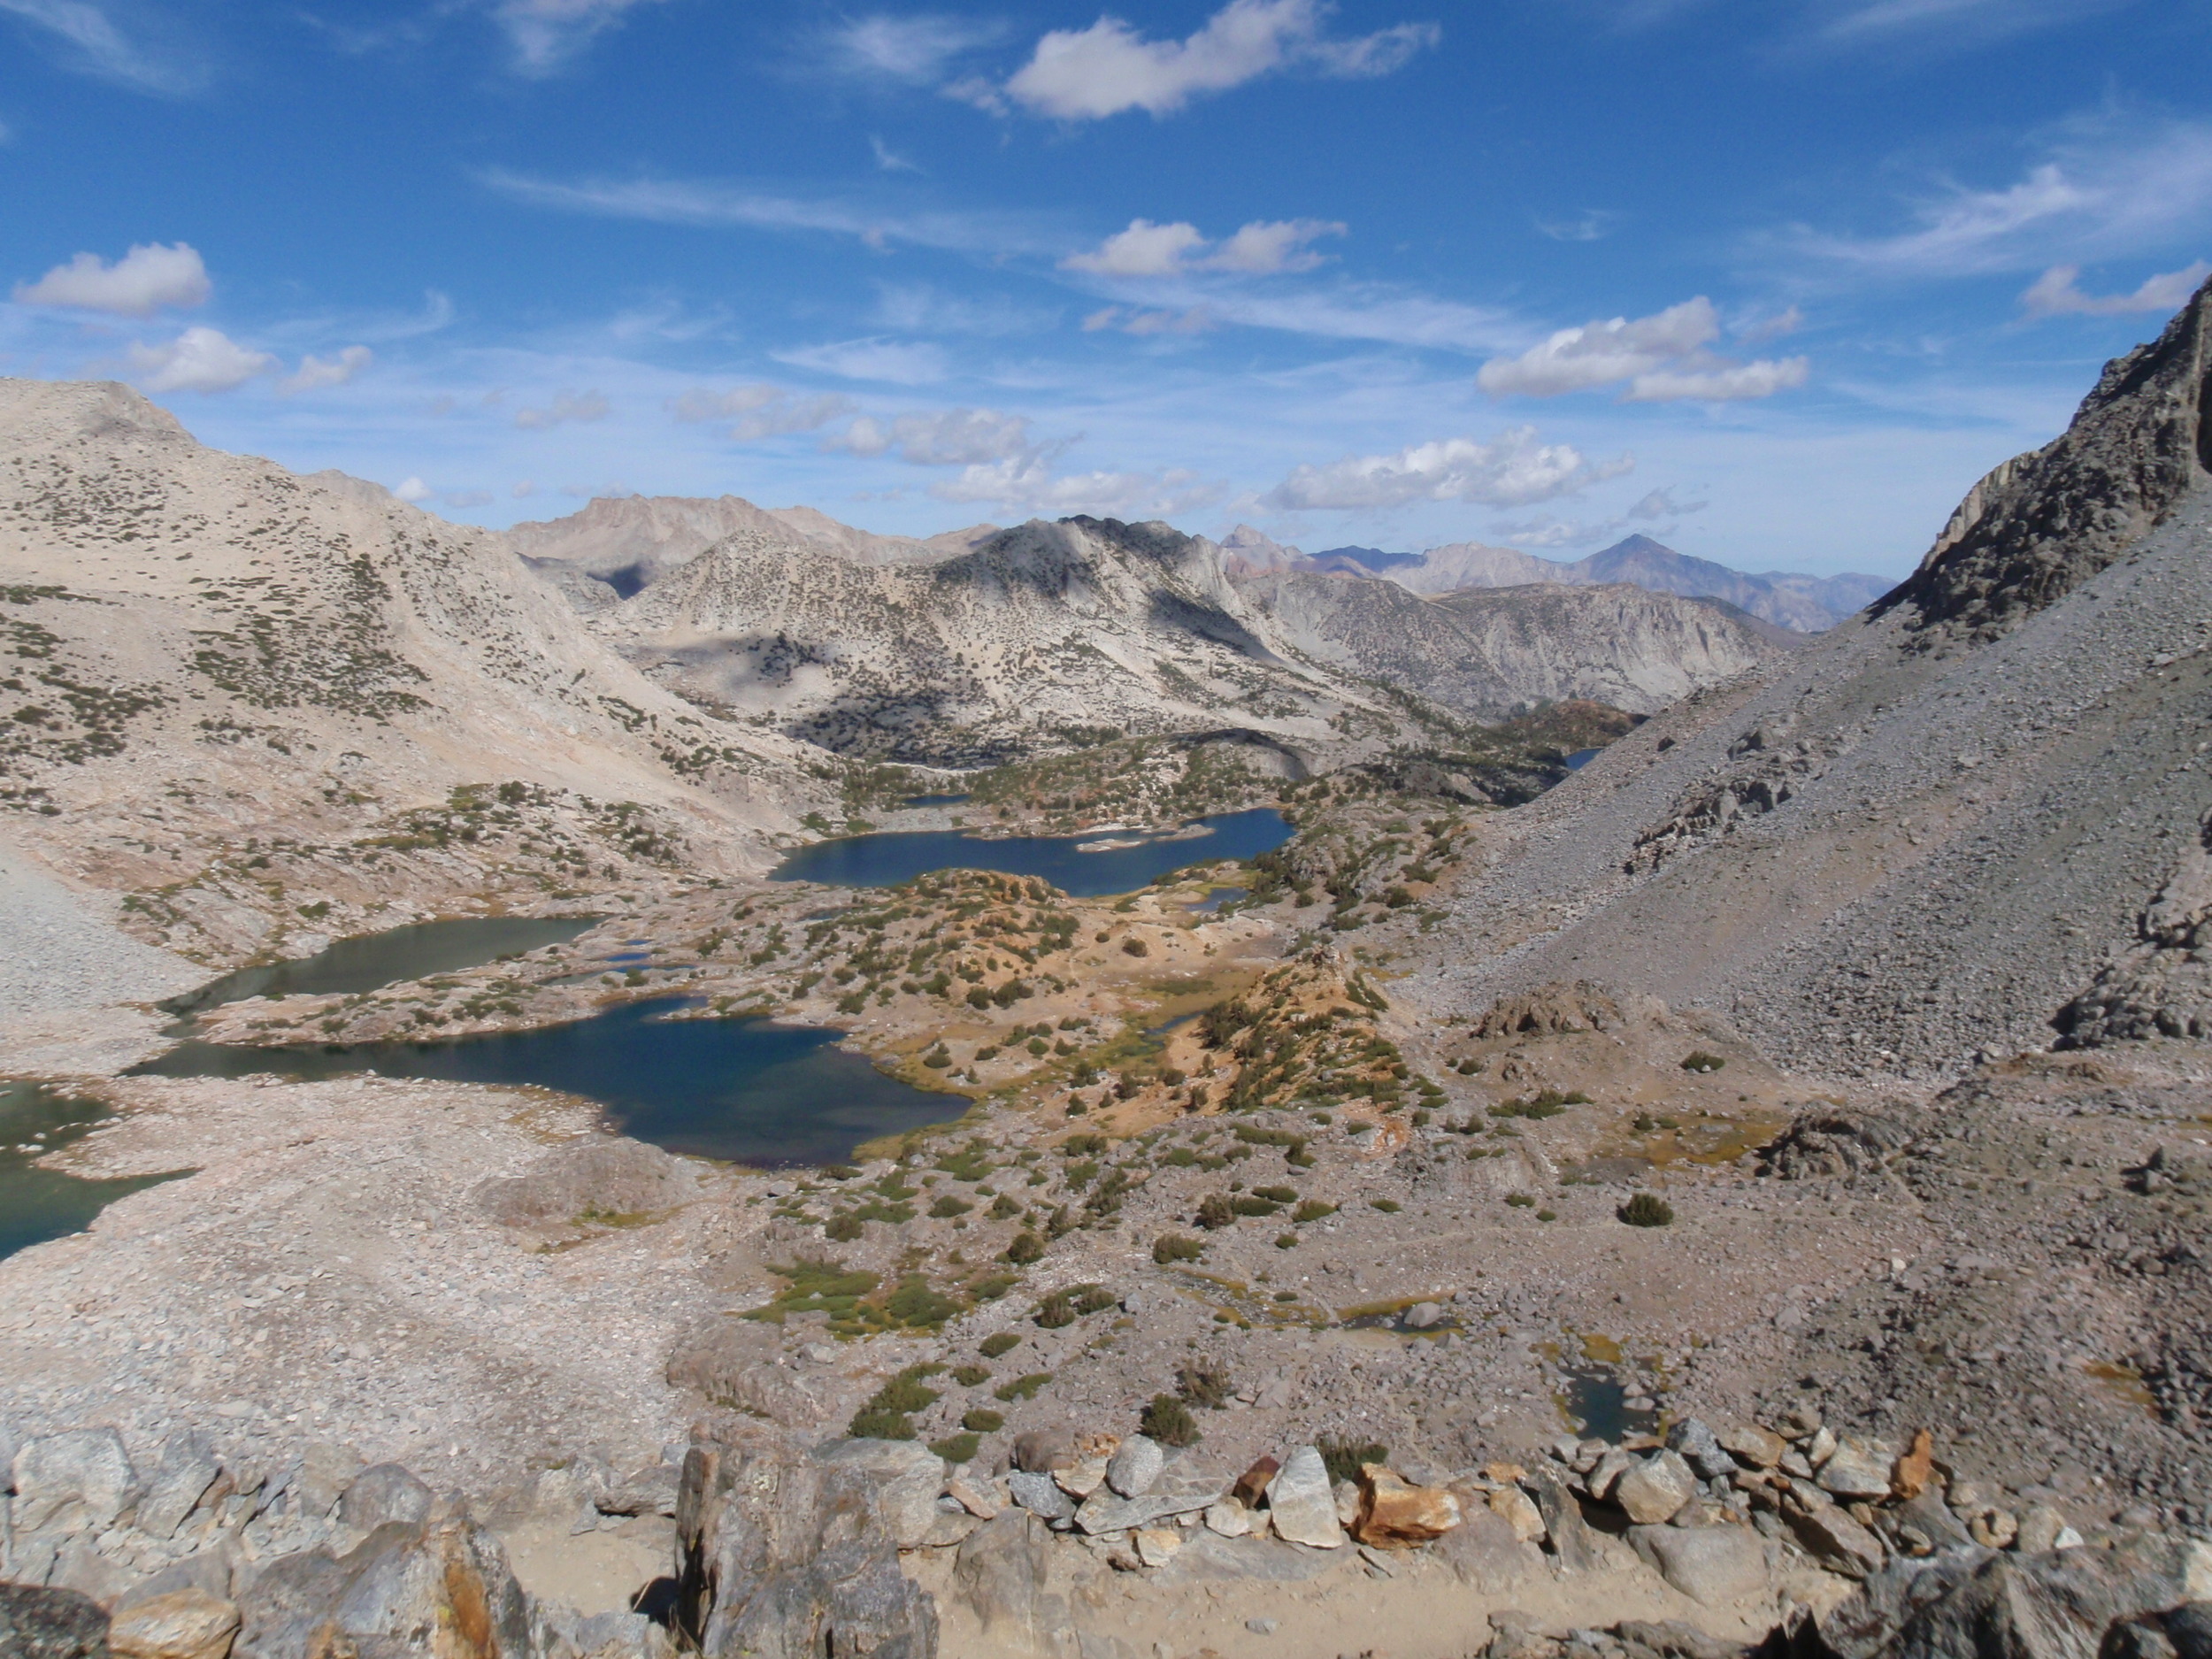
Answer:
5;286;2212;1659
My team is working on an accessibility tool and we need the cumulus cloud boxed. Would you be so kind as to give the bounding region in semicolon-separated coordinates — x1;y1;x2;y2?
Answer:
992;0;1438;121
666;383;855;439
279;344;373;395
394;477;433;503
772;337;950;385
2019;260;2211;318
494;0;666;74
828;407;1040;467
1063;217;1344;278
14;241;209;315
127;326;273;393
1477;296;1809;403
1262;429;1632;513
514;389;610;429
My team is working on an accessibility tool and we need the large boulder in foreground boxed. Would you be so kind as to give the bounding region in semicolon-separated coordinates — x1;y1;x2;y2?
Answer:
674;1425;937;1659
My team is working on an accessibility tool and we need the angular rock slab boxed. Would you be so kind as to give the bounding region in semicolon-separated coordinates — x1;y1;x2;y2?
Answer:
1073;1479;1221;1537
106;1588;240;1659
1816;1437;1895;1502
1105;1436;1164;1500
12;1429;142;1535
1614;1451;1699;1525
1629;1525;1770;1607
810;1437;945;1551
1352;1466;1461;1548
1007;1471;1077;1524
1265;1447;1347;1549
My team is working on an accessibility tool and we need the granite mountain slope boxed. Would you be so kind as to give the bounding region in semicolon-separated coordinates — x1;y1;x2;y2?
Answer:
1409;274;2212;1079
0;379;817;967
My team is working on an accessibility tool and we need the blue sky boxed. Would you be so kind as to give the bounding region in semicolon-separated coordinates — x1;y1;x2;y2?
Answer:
2;0;2208;577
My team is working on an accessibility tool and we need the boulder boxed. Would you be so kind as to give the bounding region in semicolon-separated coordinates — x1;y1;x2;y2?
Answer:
337;1463;434;1531
1105;1436;1163;1499
1817;1437;1895;1502
952;1510;1058;1651
1351;1465;1461;1548
0;1584;108;1659
1788;1504;1886;1579
1488;1486;1546;1544
136;1436;224;1544
1718;1425;1785;1469
1133;1528;1181;1569
106;1588;240;1659
1629;1525;1770;1607
809;1439;945;1551
1614;1452;1699;1525
1437;1506;1541;1592
233;1513;533;1659
1404;1302;1445;1329
1585;1448;1635;1502
1231;1456;1279;1509
1523;1469;1602;1573
2016;1506;2068;1555
1011;1430;1075;1474
12;1429;142;1534
946;1477;1001;1520
1665;1419;1737;1483
1811;1535;2212;1659
676;1427;937;1659
1005;1471;1075;1523
1264;1447;1347;1549
1892;1429;1936;1501
1204;1500;1254;1538
295;1441;363;1521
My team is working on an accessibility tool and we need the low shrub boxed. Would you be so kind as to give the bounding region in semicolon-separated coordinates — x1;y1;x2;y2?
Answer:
1619;1193;1675;1227
951;1364;990;1387
929;1432;980;1464
962;1407;1005;1433
824;1214;864;1242
1195;1194;1236;1230
1317;1433;1388;1486
1141;1394;1201;1448
1153;1233;1205;1264
1679;1050;1726;1073
1004;1231;1044;1264
1177;1363;1233;1409
979;1332;1020;1359
994;1372;1052;1402
1292;1200;1336;1224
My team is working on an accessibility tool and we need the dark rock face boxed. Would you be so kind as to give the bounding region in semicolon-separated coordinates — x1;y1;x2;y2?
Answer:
0;1584;110;1659
1878;275;2212;643
673;1427;937;1659
1809;1536;2212;1659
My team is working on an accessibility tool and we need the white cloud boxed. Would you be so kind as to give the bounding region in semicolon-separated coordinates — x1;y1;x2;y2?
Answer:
127;326;273;393
1062;217;1344;277
827;14;1002;81
666;384;855;439
1478;296;1809;403
828;408;1040;466
999;0;1438;121
494;0;665;74
394;477;433;503
772;337;950;386
1628;485;1708;518
14;241;209;315
1794;119;2212;278
1624;357;1809;402
0;0;205;93
279;344;373;395
932;455;1223;518
1538;211;1616;243
2019;260;2211;318
1817;0;2128;44
513;389;610;429
1262;428;1632;512
1735;304;1804;343
512;480;537;498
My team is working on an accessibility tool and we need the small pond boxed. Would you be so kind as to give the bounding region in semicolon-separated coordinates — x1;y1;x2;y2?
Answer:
770;808;1292;896
1;1080;188;1262
163;915;602;1021
129;996;962;1168
1558;1362;1660;1440
1563;748;1602;771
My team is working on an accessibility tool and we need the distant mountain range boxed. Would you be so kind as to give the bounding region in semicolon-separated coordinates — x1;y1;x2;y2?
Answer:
1217;526;1891;633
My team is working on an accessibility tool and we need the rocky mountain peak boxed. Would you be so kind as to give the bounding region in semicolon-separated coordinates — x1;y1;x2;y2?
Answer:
1879;272;2212;642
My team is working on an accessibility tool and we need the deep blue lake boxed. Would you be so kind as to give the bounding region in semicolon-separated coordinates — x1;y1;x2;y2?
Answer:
130;997;961;1168
165;915;602;1019
771;807;1293;896
0;1080;188;1262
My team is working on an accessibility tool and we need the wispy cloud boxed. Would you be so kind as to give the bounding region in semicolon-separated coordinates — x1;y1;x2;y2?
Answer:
827;407;1040;466
279;345;373;395
666;383;855;439
1478;296;1809;403
933;456;1223;518
1792;117;2212;277
822;13;1005;82
1538;210;1617;243
493;0;666;75
772;337;950;385
870;134;921;173
977;0;1439;121
1084;305;1217;336
514;389;610;428
0;0;208;93
1262;428;1632;511
2019;260;2210;318
1816;0;2131;46
477;167;1058;258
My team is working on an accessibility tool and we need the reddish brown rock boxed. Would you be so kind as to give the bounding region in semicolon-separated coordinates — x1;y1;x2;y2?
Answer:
1351;1463;1463;1548
1232;1455;1280;1509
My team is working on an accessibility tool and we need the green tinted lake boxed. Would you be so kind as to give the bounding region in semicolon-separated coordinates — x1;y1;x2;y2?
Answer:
0;1080;188;1262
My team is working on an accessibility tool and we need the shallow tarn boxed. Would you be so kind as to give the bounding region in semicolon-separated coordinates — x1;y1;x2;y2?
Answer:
0;1079;188;1261
129;995;964;1167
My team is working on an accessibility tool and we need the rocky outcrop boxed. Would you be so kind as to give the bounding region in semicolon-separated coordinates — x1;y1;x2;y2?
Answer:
672;1425;937;1659
1877;273;2212;643
2053;810;2212;1044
